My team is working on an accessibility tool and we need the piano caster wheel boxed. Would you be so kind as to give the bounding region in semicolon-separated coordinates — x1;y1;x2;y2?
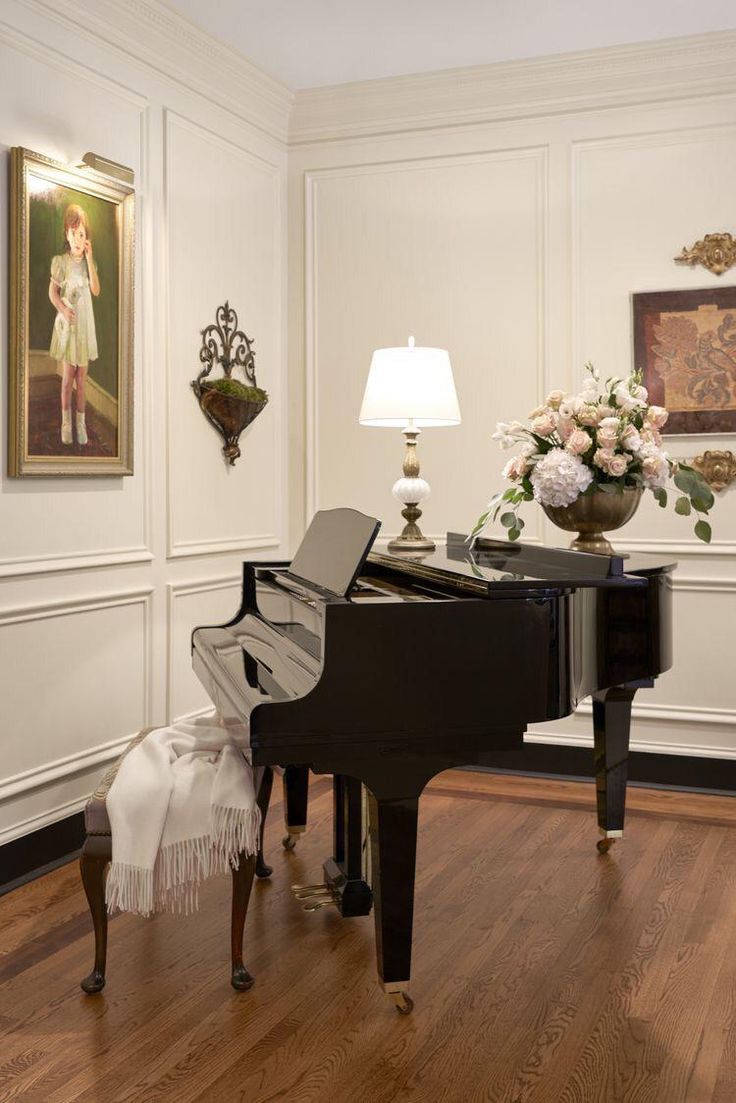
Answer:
283;833;297;851
231;965;255;991
80;970;106;995
255;858;273;879
390;991;414;1015
597;837;617;854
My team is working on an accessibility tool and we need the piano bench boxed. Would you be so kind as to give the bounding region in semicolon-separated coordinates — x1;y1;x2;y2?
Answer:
79;731;273;997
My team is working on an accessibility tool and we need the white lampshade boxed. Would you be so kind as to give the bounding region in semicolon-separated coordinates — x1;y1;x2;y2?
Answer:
359;337;461;428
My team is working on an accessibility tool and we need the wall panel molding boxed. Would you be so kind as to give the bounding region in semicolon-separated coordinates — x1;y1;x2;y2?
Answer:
166;575;240;721
305;145;548;519
18;0;292;142
163;109;285;560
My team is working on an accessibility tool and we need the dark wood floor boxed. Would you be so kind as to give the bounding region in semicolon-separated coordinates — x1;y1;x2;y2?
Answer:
2;771;736;1102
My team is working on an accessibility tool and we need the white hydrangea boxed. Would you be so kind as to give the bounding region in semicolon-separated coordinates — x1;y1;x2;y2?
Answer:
530;448;593;507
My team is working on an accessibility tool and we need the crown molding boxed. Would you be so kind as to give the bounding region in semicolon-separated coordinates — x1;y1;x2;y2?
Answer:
290;31;736;145
19;0;294;143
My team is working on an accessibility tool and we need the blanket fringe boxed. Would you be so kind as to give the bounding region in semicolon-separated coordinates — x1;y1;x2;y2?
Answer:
106;804;261;917
106;862;155;918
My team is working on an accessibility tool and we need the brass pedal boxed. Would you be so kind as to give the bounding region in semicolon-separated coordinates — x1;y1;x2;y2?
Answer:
291;883;332;899
302;896;338;912
294;888;333;901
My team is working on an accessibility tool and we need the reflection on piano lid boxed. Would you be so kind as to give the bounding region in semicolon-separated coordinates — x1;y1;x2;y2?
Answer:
365;532;658;596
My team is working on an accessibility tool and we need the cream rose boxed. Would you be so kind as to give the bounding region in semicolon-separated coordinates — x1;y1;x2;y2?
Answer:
646;405;669;430
531;409;557;437
565;428;593;456
503;453;531;481
545;389;566;410
597;416;620;449
578;404;602;427
557;416;574;441
593;448;628;477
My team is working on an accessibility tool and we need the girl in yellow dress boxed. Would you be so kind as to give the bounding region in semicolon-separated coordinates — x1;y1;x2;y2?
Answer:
48;204;100;446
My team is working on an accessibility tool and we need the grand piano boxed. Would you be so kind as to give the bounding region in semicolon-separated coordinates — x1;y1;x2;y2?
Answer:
192;508;674;1013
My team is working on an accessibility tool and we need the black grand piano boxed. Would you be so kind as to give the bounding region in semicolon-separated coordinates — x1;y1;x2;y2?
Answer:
192;508;674;1013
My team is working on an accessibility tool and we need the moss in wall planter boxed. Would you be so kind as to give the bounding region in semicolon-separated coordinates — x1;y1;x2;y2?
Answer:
191;302;269;465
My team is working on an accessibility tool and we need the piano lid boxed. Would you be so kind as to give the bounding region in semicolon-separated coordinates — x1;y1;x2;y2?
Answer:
366;533;672;595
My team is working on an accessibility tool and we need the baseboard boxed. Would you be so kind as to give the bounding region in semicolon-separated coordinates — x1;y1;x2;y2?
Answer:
470;745;736;794
2;750;734;894
0;811;85;896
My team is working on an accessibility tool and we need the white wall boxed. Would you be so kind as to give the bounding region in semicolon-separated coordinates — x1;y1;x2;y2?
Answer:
0;0;292;846
288;34;736;761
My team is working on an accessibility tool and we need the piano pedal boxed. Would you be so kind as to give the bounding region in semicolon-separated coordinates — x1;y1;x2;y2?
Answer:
302;896;338;912
291;883;333;900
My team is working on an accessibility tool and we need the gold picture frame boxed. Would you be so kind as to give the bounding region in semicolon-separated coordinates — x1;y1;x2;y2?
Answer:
8;147;135;476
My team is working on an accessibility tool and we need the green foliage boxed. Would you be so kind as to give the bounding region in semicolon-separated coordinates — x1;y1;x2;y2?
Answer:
695;519;712;544
652;487;667;508
203;378;268;402
674;496;691;516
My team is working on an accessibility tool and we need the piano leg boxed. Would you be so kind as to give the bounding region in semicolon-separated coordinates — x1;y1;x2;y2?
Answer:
592;684;637;853
282;765;309;850
231;851;257;990
368;791;419;1015
255;765;274;878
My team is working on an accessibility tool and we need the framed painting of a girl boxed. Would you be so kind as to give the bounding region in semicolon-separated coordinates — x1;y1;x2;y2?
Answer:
8;147;134;476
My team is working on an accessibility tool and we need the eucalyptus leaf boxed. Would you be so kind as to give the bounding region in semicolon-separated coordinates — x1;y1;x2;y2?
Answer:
691;484;715;511
695;519;712;544
500;512;517;528
508;528;521;541
674;496;691;516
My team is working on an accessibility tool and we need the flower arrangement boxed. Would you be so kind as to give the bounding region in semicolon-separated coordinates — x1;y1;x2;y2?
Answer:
471;364;715;544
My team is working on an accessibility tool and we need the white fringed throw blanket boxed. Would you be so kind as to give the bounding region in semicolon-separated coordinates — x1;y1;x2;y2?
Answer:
105;714;260;917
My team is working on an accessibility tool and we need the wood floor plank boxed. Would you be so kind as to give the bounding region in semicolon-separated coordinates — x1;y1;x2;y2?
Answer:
1;772;735;1103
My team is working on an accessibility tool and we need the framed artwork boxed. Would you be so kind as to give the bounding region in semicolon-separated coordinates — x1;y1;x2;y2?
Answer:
632;287;736;435
8;147;134;476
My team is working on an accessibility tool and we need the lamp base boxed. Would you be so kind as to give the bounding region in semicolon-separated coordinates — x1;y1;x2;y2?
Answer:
387;532;436;555
387;504;435;554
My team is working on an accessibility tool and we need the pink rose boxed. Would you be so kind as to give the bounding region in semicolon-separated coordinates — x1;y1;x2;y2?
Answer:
646;405;669;430
565;428;593;456
594;449;628;477
531;409;557;437
557;416;574;441
503;453;531;482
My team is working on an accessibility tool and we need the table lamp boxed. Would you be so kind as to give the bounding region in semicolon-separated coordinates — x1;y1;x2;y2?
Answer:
359;337;461;553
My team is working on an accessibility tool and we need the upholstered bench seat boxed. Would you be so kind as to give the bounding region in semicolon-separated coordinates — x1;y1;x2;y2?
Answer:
84;728;151;837
79;730;275;996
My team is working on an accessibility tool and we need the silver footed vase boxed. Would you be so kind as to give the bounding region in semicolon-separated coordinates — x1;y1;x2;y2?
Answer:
541;487;643;555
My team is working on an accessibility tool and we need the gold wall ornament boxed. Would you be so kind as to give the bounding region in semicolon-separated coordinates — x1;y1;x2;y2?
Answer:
691;450;736;492
674;232;736;276
191;302;268;466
